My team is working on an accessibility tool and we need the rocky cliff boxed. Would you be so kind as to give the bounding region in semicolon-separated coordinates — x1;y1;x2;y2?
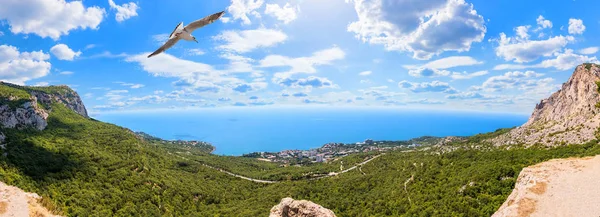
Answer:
269;198;336;217
0;82;88;131
491;63;600;146
493;155;600;217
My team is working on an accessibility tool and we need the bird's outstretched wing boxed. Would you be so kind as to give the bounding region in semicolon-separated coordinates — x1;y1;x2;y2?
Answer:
169;22;184;39
147;37;181;58
183;11;225;33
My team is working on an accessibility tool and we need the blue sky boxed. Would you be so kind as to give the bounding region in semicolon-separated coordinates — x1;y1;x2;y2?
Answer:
0;0;599;116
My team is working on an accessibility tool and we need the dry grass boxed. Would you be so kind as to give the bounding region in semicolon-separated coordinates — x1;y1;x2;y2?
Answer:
517;198;537;217
530;181;548;195
0;201;8;214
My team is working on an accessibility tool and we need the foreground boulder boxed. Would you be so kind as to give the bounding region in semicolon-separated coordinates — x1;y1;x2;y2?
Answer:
493;155;600;217
269;197;336;217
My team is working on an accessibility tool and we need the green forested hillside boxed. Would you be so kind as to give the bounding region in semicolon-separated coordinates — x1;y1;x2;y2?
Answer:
2;85;600;216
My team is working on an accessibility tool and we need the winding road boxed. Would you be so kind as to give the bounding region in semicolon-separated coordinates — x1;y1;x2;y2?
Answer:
201;153;386;184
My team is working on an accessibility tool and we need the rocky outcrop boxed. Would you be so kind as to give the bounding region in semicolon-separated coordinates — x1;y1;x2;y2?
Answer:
0;181;62;217
31;88;88;118
0;101;48;130
491;64;600;146
493;155;600;217
0;82;89;131
269;198;336;217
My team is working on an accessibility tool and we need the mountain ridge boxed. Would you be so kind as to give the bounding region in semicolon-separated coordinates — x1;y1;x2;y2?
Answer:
491;63;600;146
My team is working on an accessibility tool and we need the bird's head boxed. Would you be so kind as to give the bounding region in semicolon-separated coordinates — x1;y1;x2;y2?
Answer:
193;36;198;43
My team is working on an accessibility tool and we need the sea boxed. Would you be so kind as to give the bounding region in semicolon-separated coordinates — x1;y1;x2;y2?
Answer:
92;107;528;156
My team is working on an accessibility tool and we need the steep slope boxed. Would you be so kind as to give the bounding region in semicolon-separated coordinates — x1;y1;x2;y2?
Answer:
491;63;600;146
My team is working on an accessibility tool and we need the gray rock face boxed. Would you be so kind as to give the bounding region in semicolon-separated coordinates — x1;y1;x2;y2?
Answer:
491;64;600;146
31;89;88;118
269;197;336;217
0;102;48;131
0;84;88;131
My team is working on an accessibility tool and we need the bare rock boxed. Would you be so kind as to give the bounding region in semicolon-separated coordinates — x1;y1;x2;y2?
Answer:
31;89;88;118
0;101;48;131
269;197;336;217
493;155;600;217
490;64;600;146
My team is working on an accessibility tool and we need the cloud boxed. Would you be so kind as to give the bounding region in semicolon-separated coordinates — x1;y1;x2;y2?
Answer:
370;86;388;90
261;46;345;78
265;3;298;24
249;96;259;100
249;100;274;106
152;34;169;45
514;25;531;40
115;81;145;89
86;51;128;59
578;47;599;55
494;33;574;63
227;0;264;25
0;0;105;40
398;80;457;93
85;44;98;50
476;71;547;92
214;28;287;53
185;48;205;56
125;52;246;92
218;97;232;102
33;82;49;87
445;91;486;99
108;0;139;22
0;31;3;37
408;68;450;77
537;49;599;70
404;56;483;70
104;90;129;101
276;76;335;88
408;99;445;105
568;18;585;35
0;44;51;85
346;0;486;60
292;92;308;97
536;15;552;29
303;99;327;104
232;82;267;93
233;102;247;106
359;71;372;76
450;70;488;80
218;53;256;73
60;71;74;75
50;44;81;61
493;49;599;71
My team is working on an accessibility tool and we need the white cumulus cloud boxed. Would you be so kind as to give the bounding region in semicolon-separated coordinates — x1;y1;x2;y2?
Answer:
578;47;599;55
536;15;552;29
227;0;264;25
568;18;585;35
50;44;82;61
0;45;51;85
398;80;457;93
346;0;486;60
108;0;139;22
265;3;299;24
261;46;345;79
494;33;574;63
214;28;287;53
0;0;105;40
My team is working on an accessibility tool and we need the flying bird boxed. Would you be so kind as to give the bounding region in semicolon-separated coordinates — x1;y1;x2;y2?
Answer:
147;11;225;58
